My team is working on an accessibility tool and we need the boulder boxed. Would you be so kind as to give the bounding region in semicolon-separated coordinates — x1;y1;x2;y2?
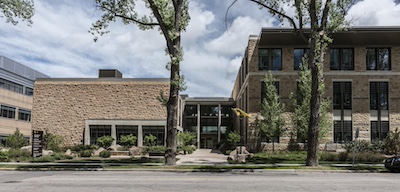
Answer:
109;144;122;151
129;146;142;156
21;145;32;151
227;146;253;163
65;149;73;156
94;147;105;156
43;150;53;156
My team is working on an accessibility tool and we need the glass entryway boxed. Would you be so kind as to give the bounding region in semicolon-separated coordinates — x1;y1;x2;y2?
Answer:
201;135;218;149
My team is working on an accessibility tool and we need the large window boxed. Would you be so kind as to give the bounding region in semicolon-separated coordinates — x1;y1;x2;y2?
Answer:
25;87;33;96
330;48;354;70
259;48;282;70
143;126;165;146
0;78;23;94
200;106;219;116
116;125;138;145
333;82;352;143
200;118;218;134
294;48;309;70
184;105;197;117
0;105;16;119
370;82;389;140
366;48;391;70
89;125;111;145
18;109;31;122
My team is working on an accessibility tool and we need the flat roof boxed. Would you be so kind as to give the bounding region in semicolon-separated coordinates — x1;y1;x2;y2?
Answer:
36;78;170;82
258;26;400;46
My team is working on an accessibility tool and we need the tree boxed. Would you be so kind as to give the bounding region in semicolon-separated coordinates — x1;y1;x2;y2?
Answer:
0;0;34;25
290;62;330;144
232;0;354;166
5;128;27;149
90;0;190;165
259;72;284;152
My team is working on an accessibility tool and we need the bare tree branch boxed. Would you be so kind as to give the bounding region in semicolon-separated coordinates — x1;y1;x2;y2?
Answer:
98;4;160;27
321;0;332;30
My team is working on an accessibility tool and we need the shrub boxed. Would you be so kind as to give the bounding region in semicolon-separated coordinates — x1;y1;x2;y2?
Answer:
384;128;400;155
0;151;10;162
71;144;97;153
319;152;337;161
343;140;374;153
338;152;348;162
178;132;196;146
119;134;137;148
144;134;157;147
5;128;27;149
80;149;93;157
43;132;64;152
99;150;111;158
97;136;114;149
178;145;196;154
8;148;31;158
30;155;55;163
146;146;166;153
227;131;241;148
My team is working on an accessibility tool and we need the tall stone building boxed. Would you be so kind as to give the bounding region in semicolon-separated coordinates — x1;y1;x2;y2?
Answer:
0;56;49;145
232;27;400;151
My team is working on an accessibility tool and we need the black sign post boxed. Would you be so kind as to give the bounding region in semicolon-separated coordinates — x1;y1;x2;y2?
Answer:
32;130;43;158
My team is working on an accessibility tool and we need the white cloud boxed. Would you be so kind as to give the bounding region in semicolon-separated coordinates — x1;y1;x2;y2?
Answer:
347;0;400;26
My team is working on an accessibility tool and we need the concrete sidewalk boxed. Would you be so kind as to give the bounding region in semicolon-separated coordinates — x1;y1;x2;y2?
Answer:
176;149;229;165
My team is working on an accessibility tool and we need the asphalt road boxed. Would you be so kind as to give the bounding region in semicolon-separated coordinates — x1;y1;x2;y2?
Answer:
0;171;399;192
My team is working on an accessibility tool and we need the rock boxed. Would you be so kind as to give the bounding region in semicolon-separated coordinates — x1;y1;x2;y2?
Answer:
129;146;143;156
21;145;32;151
43;150;53;156
227;146;253;163
109;144;122;151
94;147;105;156
65;149;72;156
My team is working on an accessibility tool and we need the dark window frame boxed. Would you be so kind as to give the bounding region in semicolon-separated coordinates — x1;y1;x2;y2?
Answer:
370;82;389;140
18;109;31;122
89;125;111;145
333;82;352;143
258;48;282;71
366;48;391;70
0;105;16;119
294;48;309;70
330;48;354;70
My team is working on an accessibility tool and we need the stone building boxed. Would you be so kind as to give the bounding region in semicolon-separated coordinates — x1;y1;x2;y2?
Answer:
231;27;400;151
0;56;49;145
32;69;170;146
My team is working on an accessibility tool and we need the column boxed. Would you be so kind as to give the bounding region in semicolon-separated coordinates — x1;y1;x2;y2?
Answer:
138;125;143;147
111;124;116;146
197;103;201;149
218;103;221;143
84;122;90;145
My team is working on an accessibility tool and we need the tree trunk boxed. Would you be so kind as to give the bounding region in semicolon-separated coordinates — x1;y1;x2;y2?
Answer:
165;63;179;165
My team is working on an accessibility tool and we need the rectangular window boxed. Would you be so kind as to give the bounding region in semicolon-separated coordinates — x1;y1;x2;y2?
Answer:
0;105;16;119
330;48;354;70
0;78;23;94
258;48;282;70
115;125;138;145
366;48;391;70
333;82;352;143
89;125;111;145
143;126;165;146
294;48;309;70
25;87;33;96
18;109;31;122
200;106;219;116
370;82;389;140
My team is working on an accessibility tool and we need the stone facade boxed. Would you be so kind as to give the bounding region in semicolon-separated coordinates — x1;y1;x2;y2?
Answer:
32;78;169;146
232;28;400;151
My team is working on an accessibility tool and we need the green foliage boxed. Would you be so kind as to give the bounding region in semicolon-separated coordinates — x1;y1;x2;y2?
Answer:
6;128;28;149
43;131;64;152
384;128;400;155
320;152;384;163
290;63;331;142
144;134;157;147
99;150;111;158
119;134;137;148
343;140;385;153
178;145;196;154
227;131;241;148
97;136;114;149
0;0;34;25
0;150;10;162
70;144;97;153
259;72;284;147
146;146;166;153
178;132;196;147
80;150;93;157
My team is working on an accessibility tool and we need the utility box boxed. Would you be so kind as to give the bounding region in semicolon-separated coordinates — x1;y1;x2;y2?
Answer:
99;69;122;78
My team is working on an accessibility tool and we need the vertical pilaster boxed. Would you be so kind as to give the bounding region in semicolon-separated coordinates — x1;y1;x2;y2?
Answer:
138;125;143;147
197;103;201;149
111;124;116;146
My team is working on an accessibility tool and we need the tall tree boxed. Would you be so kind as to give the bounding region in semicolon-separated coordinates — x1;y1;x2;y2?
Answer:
259;72;284;152
90;0;190;165
232;0;354;166
0;0;34;25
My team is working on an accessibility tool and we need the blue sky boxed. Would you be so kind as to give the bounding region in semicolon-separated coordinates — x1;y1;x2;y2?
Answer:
1;0;400;97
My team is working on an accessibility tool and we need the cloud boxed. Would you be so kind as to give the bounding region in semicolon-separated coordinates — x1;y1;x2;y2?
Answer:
347;0;400;26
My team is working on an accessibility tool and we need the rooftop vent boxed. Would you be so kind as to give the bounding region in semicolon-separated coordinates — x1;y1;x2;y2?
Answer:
99;69;122;78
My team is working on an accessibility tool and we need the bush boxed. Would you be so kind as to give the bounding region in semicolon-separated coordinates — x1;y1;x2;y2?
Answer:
227;131;241;148
119;134;137;148
97;136;114;149
30;155;55;163
384;128;400;155
0;151;10;162
144;134;157;147
43;132;64;152
146;146;166;153
178;145;196;154
178;132;196;146
80;149;93;157
5;128;27;149
338;152;348;161
8;148;31;158
99;150;111;158
319;152;338;161
70;144;97;153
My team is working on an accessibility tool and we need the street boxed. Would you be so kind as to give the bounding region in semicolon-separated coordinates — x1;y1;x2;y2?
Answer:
0;171;398;192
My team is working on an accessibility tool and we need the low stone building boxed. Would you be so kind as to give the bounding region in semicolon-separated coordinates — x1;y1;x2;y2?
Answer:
32;69;169;146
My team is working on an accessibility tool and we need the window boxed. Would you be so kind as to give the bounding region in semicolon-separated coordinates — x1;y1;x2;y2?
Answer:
370;82;389;140
333;82;352;143
261;81;279;102
200;106;219;116
200;118;218;134
330;48;354;70
25;87;33;96
89;125;111;145
258;48;282;70
0;78;23;94
18;109;31;121
184;105;197;117
366;48;390;70
116;125;138;145
0;105;16;119
143;126;165;146
294;48;309;70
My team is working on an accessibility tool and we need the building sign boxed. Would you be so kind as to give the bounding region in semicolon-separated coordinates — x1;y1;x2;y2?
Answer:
32;130;43;158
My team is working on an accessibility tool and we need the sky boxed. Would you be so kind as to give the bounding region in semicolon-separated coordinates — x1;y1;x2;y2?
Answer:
1;0;400;97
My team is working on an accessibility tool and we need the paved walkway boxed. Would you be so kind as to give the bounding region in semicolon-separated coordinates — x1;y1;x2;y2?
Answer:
176;149;229;165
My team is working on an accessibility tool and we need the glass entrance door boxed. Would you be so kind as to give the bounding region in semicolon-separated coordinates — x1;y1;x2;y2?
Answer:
201;136;217;149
